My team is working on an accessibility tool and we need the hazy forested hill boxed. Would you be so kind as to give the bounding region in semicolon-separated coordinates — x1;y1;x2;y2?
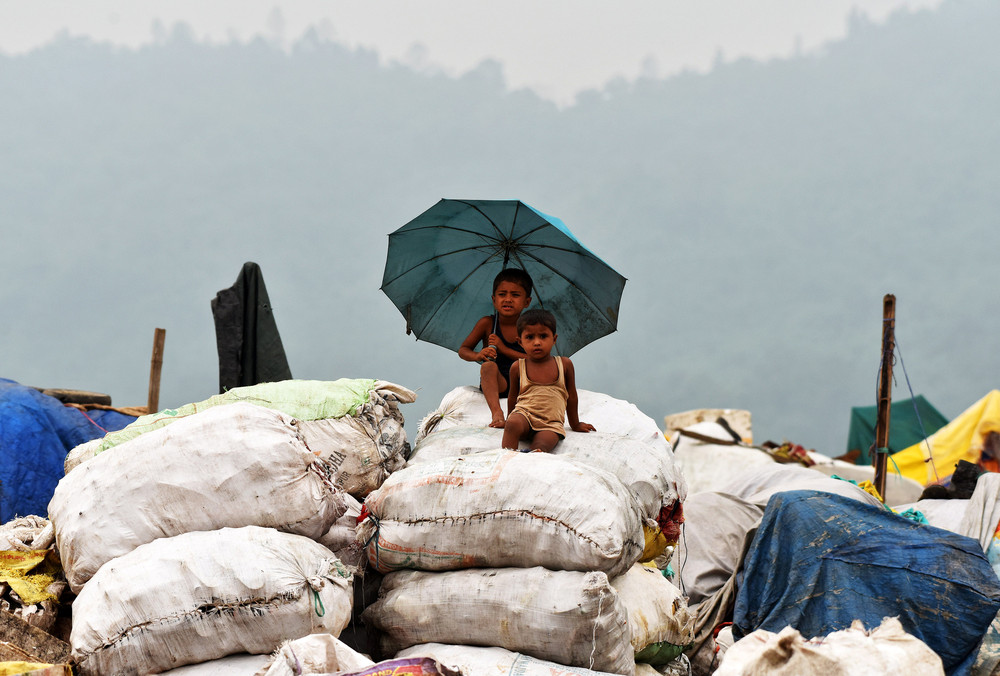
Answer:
2;0;998;454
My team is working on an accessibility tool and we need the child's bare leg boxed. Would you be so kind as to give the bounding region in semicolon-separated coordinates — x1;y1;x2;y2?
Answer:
502;412;530;450
530;431;561;453
479;362;507;427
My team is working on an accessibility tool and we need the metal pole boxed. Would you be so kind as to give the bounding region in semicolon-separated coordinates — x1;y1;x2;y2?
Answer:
873;295;895;501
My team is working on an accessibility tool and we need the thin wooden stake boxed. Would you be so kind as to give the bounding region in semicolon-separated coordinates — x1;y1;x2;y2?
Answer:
873;295;895;501
147;328;166;414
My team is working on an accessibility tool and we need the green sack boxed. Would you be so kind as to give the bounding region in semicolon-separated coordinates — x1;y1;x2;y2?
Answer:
96;379;376;455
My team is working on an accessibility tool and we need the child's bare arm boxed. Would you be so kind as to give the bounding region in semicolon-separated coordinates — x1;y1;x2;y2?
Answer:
563;358;596;433
506;362;521;414
459;317;496;362
489;333;522;360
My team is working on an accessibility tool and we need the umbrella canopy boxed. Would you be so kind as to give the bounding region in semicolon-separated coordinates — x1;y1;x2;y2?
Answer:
381;199;626;357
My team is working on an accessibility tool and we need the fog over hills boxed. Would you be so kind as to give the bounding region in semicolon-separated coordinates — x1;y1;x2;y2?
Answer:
3;0;998;455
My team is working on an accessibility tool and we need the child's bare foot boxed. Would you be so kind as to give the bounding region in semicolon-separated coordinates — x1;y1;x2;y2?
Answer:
488;413;505;428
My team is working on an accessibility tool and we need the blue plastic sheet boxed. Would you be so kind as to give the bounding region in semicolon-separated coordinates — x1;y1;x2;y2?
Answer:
733;490;1000;676
0;378;135;521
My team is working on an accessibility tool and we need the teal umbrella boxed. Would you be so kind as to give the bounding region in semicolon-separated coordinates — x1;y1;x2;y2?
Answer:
380;199;626;357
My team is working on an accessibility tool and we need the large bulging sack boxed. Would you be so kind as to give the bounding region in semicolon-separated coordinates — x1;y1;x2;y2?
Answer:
416;386;670;454
50;403;348;593
715;619;944;676
398;643;624;676
671;492;764;607
611;565;694;664
67;379;415;498
364;567;634;675
317;492;365;572
409;426;686;543
71;526;354;676
359;450;644;578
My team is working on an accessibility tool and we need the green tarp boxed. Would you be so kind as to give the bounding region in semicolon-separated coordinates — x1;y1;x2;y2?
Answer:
847;395;949;465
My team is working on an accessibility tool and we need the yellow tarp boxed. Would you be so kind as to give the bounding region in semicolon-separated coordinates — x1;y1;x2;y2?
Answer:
0;663;69;676
890;390;1000;486
0;551;61;606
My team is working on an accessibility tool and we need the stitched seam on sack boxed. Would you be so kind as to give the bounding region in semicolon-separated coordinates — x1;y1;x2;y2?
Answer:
80;590;303;658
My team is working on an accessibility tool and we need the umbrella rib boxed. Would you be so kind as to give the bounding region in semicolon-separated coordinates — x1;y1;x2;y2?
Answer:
455;200;509;240
395;223;502;239
413;260;500;338
381;244;504;288
512;222;551;242
513;248;618;321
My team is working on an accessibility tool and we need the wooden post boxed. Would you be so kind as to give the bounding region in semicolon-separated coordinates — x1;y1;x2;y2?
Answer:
873;295;895;501
147;328;166;414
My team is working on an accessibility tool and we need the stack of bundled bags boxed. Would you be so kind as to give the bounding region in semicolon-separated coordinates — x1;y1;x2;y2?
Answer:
357;386;693;676
665;420;1000;676
47;379;415;675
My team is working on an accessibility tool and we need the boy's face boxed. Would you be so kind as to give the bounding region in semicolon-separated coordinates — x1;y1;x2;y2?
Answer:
518;323;557;360
492;281;531;319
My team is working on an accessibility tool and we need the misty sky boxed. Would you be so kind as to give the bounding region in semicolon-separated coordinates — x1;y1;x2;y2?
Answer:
3;0;994;460
0;0;943;104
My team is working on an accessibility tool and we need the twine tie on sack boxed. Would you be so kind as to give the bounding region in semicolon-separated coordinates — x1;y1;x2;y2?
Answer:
307;576;326;617
358;505;382;570
589;589;605;670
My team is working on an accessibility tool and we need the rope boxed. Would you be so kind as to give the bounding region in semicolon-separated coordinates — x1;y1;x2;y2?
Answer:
871;328;942;484
75;407;110;434
311;589;325;617
359;507;382;571
894;335;941;483
589;589;605;670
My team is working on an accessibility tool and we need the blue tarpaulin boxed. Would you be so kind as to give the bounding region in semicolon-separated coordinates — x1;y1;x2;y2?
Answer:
0;378;135;521
733;490;1000;676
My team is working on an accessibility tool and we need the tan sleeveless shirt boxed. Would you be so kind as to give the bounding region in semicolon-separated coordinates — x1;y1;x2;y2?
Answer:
511;357;568;437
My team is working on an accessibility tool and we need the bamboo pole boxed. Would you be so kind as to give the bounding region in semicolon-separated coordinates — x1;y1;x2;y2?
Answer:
873;295;895;501
146;328;166;414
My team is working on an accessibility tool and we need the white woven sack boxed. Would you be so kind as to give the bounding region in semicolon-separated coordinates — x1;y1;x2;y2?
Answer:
259;633;375;676
670;423;778;495
159;654;271;675
71;526;354;676
49;402;348;593
64;437;101;474
317;493;365;571
364;567;633;675
892;498;968;534
611;565;695;654
295;384;412;500
62;381;415;487
716;463;884;509
715;618;944;676
416;386;670;454
408;426;686;528
359;450;644;578
398;643;624;676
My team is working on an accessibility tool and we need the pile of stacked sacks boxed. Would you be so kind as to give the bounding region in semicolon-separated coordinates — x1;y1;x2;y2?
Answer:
665;418;1000;675
358;386;693;676
47;379;415;675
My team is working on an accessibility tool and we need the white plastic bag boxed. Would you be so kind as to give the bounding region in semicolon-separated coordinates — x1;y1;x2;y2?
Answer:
359;450;644;578
365;567;633;675
50;403;348;593
71;526;354;676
